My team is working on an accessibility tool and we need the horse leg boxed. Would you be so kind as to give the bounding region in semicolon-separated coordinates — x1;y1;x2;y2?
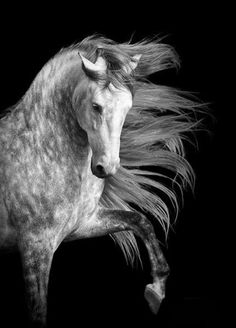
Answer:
18;235;54;327
80;209;169;314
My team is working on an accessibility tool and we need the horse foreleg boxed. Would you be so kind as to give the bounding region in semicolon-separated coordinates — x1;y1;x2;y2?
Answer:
18;236;54;327
80;209;169;314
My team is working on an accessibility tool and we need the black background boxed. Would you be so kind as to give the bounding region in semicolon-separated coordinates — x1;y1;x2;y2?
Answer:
0;4;229;328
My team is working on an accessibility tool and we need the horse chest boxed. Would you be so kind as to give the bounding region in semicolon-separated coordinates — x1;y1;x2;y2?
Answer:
55;169;105;239
76;173;103;219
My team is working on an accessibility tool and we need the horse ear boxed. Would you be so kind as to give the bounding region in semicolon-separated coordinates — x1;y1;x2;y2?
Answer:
78;52;107;74
125;54;142;74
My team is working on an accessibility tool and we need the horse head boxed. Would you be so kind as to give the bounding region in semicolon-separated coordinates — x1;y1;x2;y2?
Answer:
75;50;141;178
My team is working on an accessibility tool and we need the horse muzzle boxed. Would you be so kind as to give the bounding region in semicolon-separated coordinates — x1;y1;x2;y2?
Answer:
91;158;120;179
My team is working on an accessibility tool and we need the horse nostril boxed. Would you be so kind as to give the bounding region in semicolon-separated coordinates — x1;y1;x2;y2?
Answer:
96;164;106;177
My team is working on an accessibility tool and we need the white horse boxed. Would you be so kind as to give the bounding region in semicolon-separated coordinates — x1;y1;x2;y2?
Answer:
0;35;199;326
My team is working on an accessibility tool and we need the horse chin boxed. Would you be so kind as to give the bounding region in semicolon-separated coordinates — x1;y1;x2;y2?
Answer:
92;171;109;179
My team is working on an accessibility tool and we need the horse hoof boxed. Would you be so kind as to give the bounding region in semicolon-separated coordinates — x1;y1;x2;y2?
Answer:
144;284;163;314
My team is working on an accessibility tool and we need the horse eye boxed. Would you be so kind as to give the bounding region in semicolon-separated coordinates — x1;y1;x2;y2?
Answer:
92;103;103;114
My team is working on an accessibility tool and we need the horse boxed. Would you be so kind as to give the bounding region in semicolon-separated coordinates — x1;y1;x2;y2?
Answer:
0;34;200;327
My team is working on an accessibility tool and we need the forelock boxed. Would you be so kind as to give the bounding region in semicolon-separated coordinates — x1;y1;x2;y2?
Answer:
76;37;135;95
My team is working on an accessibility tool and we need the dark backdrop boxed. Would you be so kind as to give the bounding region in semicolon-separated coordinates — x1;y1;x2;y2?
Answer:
0;5;228;328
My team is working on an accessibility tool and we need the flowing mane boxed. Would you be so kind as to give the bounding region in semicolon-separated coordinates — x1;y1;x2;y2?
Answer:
66;35;203;264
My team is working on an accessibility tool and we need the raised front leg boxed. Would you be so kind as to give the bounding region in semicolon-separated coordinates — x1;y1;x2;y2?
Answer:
78;209;170;314
18;236;54;327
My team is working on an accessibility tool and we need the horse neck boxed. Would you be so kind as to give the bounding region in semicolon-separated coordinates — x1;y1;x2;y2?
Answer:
10;51;90;158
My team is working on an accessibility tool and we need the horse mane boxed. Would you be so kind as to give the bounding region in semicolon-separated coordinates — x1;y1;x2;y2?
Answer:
72;35;205;265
